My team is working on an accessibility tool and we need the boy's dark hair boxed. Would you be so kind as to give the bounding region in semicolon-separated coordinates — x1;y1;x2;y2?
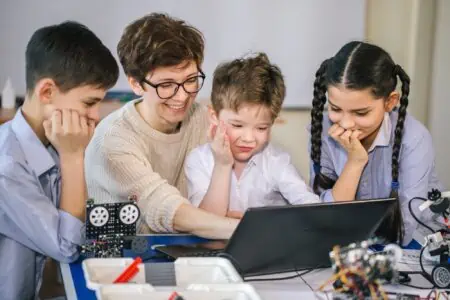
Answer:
310;41;410;244
211;52;285;121
117;13;204;84
26;21;119;94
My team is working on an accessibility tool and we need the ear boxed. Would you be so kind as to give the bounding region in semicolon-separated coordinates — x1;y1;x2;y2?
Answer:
207;105;219;125
34;78;58;105
384;91;399;112
127;76;145;96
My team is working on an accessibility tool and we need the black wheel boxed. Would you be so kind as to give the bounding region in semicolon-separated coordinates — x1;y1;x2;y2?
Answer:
131;236;149;253
432;264;450;288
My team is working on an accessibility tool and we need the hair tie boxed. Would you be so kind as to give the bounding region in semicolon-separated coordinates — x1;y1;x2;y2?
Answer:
393;64;401;76
313;163;321;175
391;181;399;191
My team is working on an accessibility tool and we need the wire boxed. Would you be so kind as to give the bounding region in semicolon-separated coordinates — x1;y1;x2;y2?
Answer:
399;282;435;290
297;270;315;291
420;244;433;282
243;267;315;282
409;197;435;233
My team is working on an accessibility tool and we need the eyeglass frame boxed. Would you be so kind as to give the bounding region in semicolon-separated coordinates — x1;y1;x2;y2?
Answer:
141;70;206;100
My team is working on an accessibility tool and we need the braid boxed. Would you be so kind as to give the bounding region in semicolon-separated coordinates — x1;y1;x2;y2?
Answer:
376;64;410;244
392;65;410;184
310;59;335;194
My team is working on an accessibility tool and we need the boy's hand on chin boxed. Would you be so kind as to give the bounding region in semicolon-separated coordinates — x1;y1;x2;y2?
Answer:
43;109;95;158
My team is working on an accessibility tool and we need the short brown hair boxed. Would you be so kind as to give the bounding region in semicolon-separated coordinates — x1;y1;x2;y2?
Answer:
211;53;285;120
117;13;204;81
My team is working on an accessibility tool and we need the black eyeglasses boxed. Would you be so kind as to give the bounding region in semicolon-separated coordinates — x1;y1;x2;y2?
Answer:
141;71;206;99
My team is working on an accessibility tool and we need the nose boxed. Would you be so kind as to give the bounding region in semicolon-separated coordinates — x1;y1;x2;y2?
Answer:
339;114;355;130
172;85;189;101
241;128;255;143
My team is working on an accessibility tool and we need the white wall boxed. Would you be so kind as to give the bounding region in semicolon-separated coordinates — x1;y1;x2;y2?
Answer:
0;1;446;186
273;0;441;182
0;0;365;108
429;0;450;188
365;0;435;125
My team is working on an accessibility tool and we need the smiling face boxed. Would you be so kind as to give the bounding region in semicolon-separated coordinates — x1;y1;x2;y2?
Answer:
327;85;398;146
33;78;106;125
210;103;273;163
129;60;203;133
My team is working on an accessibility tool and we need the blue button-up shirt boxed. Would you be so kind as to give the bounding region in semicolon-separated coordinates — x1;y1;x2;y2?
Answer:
0;110;84;300
309;112;443;245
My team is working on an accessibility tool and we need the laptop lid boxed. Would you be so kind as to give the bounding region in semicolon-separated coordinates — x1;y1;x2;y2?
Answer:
222;198;396;277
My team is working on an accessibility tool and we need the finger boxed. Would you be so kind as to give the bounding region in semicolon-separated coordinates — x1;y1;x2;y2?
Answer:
207;123;216;142
214;122;225;144
51;110;62;134
71;110;81;134
223;133;231;149
329;126;345;140
350;130;362;142
350;130;365;148
80;115;88;134
62;109;72;134
339;130;352;146
43;120;52;137
328;124;340;136
88;120;96;139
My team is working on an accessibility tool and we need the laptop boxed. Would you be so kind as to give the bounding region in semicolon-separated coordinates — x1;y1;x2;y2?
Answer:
155;198;396;277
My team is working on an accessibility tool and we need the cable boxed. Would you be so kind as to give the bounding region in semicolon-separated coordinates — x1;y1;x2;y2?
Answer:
297;269;315;291
243;267;315;282
399;282;435;290
420;244;432;282
409;197;435;233
397;244;436;290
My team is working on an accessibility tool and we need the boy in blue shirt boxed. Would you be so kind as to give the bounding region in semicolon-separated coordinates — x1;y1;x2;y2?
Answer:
0;21;118;299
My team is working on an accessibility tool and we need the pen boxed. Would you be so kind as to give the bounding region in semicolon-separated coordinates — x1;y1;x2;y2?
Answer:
113;256;142;283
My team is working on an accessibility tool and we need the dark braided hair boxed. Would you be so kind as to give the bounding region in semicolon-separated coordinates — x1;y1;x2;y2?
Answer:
310;41;411;244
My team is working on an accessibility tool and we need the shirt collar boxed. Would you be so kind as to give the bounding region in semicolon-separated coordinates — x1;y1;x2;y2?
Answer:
11;109;56;176
368;112;392;152
247;143;268;166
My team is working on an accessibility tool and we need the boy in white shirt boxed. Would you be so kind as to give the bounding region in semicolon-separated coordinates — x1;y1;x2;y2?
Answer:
185;53;319;217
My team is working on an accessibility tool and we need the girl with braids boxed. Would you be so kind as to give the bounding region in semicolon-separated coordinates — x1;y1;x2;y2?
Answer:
309;41;442;246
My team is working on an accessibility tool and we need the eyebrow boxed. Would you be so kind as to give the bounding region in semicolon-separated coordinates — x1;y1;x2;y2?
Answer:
228;119;271;126
83;97;102;102
156;72;199;83
328;99;371;112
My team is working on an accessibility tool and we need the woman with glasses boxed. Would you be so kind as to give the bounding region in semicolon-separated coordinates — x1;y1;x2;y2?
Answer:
84;13;239;239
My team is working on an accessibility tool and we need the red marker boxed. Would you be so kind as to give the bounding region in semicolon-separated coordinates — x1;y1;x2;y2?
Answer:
168;291;185;300
113;256;142;283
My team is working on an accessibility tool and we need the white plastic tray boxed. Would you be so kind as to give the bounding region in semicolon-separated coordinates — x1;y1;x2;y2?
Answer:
96;283;262;300
82;257;242;291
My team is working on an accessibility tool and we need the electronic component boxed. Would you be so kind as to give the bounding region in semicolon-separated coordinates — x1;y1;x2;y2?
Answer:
320;238;402;299
81;197;142;258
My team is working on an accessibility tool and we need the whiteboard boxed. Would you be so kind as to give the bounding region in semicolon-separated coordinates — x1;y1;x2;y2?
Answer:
0;0;365;108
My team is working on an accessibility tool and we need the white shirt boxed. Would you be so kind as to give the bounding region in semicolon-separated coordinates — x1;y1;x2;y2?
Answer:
185;143;319;211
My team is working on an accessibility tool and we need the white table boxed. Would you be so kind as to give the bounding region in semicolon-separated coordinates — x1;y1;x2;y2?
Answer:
61;261;439;299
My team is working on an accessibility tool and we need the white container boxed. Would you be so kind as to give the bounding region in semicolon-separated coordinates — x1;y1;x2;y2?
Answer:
96;283;262;300
1;78;15;109
82;257;242;291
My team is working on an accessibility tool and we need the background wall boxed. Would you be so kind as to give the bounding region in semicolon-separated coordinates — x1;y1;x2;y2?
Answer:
429;0;450;189
271;0;449;188
0;0;365;108
0;1;448;187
